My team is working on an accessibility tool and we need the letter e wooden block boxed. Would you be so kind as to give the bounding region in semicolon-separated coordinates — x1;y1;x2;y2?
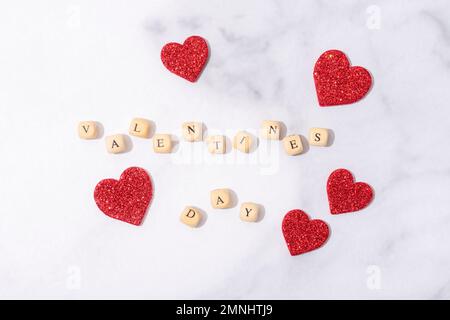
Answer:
283;135;303;155
153;134;172;153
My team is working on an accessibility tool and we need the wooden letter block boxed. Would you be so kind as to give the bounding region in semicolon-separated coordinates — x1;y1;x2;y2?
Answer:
105;134;126;154
129;118;151;138
283;134;303;155
309;128;329;146
180;206;202;228
233;131;252;153
207;135;226;154
261;120;281;140
78;121;97;139
182;122;203;142
240;202;260;222
210;188;232;209
153;134;172;153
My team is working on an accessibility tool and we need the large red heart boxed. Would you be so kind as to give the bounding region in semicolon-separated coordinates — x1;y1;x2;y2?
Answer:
327;168;373;214
160;35;209;82
94;167;153;226
313;49;372;106
282;210;329;256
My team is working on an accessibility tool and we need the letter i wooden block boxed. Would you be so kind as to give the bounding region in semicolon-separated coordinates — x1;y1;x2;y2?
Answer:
129;118;151;138
240;202;260;222
105;134;126;154
210;189;232;209
207;135;226;154
261;120;281;140
153;134;172;153
283;134;303;155
78;121;98;139
233;131;252;153
182;122;203;142
180;206;202;228
309;128;329;146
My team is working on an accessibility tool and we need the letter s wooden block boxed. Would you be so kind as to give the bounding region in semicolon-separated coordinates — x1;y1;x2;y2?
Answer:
180;206;202;228
309;128;329;146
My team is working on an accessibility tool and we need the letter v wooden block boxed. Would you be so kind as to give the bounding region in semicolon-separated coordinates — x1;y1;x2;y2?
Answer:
78;121;98;139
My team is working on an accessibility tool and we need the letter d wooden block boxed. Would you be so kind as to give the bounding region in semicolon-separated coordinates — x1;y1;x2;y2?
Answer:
180;206;202;228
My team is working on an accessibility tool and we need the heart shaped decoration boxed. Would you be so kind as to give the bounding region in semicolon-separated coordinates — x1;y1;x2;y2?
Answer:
327;168;373;214
282;210;329;256
94;167;153;226
160;35;209;82
314;49;372;106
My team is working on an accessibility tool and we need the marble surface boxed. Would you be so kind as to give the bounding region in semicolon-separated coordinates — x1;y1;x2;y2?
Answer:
0;0;449;299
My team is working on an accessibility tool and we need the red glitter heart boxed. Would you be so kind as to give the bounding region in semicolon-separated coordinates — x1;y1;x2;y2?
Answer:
327;168;373;214
282;210;329;256
94;167;153;226
161;35;209;82
313;49;372;106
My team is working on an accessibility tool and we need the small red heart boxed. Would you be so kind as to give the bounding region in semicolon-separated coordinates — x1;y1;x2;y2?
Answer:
94;167;153;226
314;49;372;106
161;35;209;82
327;169;373;214
282;210;329;256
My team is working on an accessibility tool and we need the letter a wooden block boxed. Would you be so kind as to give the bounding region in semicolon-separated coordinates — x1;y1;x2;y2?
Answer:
210;189;232;209
105;134;126;154
180;206;202;228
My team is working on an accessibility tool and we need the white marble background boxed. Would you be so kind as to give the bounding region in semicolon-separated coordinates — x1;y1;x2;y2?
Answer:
0;0;449;299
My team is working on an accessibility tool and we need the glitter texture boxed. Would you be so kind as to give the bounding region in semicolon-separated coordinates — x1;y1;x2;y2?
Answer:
161;35;209;82
282;210;329;256
94;167;153;226
327;168;373;215
313;49;372;106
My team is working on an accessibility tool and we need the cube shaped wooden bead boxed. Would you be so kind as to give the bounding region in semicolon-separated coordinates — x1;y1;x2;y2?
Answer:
309;128;329;147
105;134;127;154
233;131;252;153
129;118;151;138
210;188;232;209
207;135;226;154
78;121;98;139
261;120;281;140
240;202;260;222
180;206;202;228
182;122;203;142
283;134;303;155
153;134;172;153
